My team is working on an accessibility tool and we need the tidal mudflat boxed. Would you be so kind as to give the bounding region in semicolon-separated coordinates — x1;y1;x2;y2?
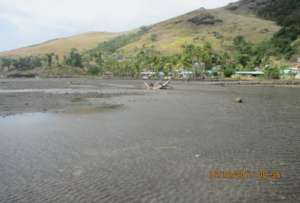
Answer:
0;79;299;202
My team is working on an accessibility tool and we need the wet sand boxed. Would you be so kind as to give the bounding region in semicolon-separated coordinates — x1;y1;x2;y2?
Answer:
0;79;299;202
0;79;146;117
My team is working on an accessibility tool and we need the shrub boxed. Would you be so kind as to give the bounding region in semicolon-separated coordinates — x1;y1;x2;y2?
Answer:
212;71;218;77
224;67;235;78
88;67;100;75
264;66;280;79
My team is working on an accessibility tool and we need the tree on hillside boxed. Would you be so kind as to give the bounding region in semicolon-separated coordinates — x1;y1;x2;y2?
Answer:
91;50;104;67
257;0;300;59
11;57;38;70
0;58;13;69
233;36;254;68
181;42;222;70
46;53;55;67
65;48;83;67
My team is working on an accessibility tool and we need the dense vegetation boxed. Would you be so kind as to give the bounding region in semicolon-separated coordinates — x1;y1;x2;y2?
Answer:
257;0;300;58
257;0;300;27
1;33;286;78
0;55;57;71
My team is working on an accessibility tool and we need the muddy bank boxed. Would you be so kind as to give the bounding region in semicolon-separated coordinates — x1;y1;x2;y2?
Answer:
173;79;300;86
0;78;299;117
0;78;145;117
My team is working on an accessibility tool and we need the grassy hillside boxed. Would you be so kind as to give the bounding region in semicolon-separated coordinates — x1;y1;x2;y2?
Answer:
117;8;280;55
0;7;280;58
0;32;122;58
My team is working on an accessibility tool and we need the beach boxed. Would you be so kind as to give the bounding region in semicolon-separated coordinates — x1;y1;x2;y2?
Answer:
0;78;299;202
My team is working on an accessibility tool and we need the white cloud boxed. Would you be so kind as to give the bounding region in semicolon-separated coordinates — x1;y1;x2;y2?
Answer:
0;0;238;51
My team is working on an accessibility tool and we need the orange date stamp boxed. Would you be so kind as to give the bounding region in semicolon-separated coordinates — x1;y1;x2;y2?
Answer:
209;169;281;180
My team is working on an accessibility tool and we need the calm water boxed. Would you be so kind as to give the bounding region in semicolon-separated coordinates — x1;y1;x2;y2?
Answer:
0;85;299;202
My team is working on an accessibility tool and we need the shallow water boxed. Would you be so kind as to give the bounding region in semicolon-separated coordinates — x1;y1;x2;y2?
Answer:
0;83;299;203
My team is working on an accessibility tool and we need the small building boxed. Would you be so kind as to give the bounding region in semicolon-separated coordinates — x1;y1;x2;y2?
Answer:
282;59;300;79
281;68;300;79
175;69;193;80
235;71;264;77
206;66;222;77
140;71;156;79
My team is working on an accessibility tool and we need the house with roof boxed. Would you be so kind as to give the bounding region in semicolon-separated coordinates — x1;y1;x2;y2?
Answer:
281;58;300;79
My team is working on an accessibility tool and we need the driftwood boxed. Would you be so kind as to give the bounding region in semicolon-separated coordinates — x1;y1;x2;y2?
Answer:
144;80;170;90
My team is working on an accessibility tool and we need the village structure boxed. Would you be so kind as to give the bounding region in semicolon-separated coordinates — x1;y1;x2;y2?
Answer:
140;58;300;80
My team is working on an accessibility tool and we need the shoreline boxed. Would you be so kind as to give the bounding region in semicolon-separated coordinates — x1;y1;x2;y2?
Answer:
1;77;300;86
0;78;299;117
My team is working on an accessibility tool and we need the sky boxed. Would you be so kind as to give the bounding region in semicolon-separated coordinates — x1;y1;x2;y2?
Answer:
0;0;238;52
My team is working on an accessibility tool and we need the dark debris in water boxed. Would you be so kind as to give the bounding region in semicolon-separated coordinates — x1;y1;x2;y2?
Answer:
235;97;243;103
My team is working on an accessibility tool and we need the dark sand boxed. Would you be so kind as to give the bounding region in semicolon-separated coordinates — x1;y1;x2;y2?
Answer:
0;78;299;202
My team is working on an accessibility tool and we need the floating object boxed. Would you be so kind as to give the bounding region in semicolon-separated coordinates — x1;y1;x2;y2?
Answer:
235;97;243;103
